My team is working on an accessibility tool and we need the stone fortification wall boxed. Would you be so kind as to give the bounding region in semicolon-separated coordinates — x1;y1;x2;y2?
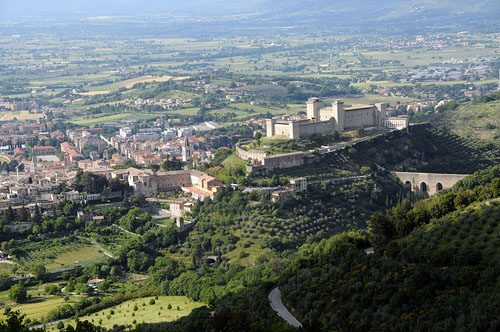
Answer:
236;144;268;165
298;118;334;138
263;152;304;170
345;107;377;129
238;141;305;175
274;123;292;138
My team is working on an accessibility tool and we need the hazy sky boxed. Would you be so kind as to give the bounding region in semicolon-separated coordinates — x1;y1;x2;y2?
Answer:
0;0;207;17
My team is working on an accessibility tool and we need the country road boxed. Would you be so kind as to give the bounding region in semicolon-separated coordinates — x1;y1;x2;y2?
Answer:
269;287;302;328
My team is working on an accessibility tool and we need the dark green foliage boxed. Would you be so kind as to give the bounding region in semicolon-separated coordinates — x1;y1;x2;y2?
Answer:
0;272;13;291
189;175;400;256
44;284;60;295
75;171;109;194
8;284;27;303
161;158;183;171
280;223;500;331
274;124;500;178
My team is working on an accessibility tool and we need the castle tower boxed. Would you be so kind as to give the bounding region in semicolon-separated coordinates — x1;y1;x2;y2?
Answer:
332;100;345;132
181;135;192;163
266;119;276;137
375;103;388;125
306;98;322;122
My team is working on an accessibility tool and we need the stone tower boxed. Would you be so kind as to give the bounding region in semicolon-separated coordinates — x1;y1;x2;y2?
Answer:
32;154;37;173
332;99;345;132
176;217;185;232
375;103;388;125
181;135;192;163
306;97;322;122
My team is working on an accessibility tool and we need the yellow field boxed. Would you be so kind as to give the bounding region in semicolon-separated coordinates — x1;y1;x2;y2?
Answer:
0;297;69;322
90;75;190;92
0;111;44;121
78;91;111;96
59;296;205;330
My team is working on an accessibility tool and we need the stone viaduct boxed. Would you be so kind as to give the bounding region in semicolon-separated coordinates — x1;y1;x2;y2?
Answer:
392;171;469;196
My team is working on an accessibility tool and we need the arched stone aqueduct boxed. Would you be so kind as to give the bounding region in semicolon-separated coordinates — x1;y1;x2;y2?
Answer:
392;172;469;196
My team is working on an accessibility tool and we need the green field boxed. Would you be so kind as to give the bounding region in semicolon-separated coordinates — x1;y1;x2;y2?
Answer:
420;99;500;141
0;282;79;322
45;246;106;271
15;239;107;273
0;263;14;274
1;297;70;322
61;296;205;329
222;153;246;169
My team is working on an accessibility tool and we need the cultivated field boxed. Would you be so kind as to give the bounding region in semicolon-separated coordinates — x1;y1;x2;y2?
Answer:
61;296;205;329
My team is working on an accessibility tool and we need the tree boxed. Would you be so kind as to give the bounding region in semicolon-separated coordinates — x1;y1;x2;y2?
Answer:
5;207;15;223
8;284;27;303
32;264;47;281
147;164;160;173
360;166;371;175
369;213;395;253
0;310;30;332
45;284;61;295
254;132;262;140
32;205;42;224
331;130;340;141
19;206;28;222
0;272;12;291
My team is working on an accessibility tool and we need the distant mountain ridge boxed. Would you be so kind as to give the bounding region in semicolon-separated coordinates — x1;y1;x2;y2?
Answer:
1;0;499;32
2;0;499;18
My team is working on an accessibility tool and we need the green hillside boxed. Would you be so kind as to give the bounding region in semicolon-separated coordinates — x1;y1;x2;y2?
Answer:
430;99;500;141
279;166;500;331
273;124;500;179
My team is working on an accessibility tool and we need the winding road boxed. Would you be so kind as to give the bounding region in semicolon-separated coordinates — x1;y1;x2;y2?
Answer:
269;287;302;328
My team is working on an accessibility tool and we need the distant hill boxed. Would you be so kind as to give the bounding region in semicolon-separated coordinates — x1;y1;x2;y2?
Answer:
413;93;500;142
2;0;500;32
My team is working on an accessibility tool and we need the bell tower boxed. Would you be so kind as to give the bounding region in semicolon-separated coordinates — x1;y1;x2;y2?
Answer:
182;135;192;163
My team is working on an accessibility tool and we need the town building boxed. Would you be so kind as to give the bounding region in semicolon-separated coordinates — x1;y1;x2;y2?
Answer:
32;146;56;156
119;168;222;200
61;142;83;161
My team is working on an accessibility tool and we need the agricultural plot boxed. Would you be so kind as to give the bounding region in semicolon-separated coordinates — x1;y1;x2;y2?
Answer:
0;297;70;322
89;75;188;92
0;111;44;121
62;296;205;329
70;113;163;126
15;238;106;273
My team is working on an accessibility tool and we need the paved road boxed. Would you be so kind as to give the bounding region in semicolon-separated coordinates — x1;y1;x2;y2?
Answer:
269;287;302;328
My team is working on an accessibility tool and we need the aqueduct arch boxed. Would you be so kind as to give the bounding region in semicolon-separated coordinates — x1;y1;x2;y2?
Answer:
392;172;469;196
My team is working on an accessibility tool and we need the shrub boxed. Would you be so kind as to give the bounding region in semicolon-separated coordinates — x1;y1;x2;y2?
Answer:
8;284;27;303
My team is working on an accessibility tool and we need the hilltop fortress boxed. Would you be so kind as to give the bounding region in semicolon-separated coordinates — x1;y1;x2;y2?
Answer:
266;98;407;139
